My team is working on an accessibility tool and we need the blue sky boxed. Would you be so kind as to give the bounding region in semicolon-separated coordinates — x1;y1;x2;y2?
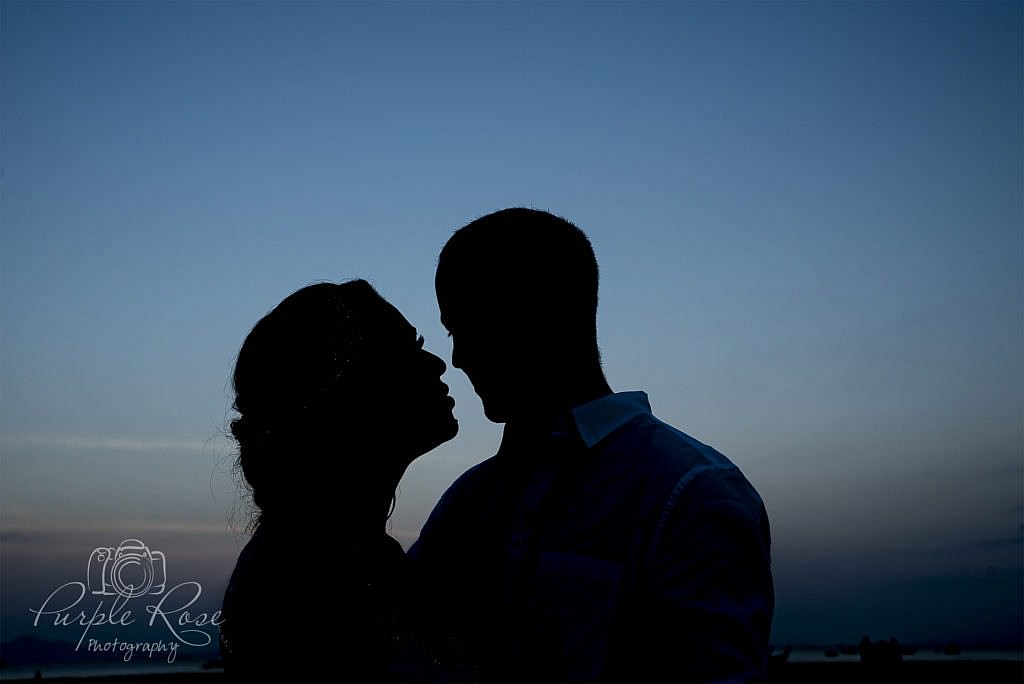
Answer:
1;0;1021;651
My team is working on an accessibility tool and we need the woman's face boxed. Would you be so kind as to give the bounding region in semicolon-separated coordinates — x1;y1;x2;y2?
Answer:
357;299;459;463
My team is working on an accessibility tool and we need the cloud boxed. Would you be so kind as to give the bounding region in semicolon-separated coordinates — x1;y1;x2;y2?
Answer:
1;435;212;452
0;530;32;544
0;502;35;523
0;504;230;541
0;518;228;538
975;536;1024;548
0;513;243;573
975;524;1024;548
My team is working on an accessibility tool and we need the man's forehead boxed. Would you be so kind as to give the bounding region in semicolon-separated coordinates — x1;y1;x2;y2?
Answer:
439;303;505;334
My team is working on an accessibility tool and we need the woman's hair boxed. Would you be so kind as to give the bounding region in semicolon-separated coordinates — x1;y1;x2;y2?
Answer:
229;279;387;528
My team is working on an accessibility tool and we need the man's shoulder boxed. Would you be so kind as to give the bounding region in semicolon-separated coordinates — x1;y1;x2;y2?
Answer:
424;454;504;519
447;453;502;491
609;410;735;477
607;411;765;510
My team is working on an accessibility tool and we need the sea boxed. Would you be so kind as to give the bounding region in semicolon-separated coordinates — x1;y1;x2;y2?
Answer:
781;647;1023;663
2;650;1022;681
0;656;217;681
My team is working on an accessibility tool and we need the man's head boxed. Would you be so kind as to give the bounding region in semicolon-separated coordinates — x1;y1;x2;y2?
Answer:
435;208;602;423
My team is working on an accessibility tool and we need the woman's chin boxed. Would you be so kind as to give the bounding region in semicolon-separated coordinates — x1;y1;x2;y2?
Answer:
431;412;460;448
441;412;459;441
406;413;458;460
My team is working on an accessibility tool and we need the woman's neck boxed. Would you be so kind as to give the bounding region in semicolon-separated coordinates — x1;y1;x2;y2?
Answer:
257;466;406;534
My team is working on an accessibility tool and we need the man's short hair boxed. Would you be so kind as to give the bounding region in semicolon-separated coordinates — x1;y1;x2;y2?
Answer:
436;208;599;332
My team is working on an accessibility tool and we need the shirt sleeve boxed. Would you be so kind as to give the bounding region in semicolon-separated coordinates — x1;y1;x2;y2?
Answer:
622;466;774;683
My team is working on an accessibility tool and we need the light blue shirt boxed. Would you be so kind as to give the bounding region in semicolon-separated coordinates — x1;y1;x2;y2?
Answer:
411;391;774;682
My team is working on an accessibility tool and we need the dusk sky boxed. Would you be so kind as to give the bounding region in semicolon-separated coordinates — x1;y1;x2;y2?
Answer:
1;0;1021;654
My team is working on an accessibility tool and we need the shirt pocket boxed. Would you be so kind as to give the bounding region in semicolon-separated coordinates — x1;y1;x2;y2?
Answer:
527;551;624;681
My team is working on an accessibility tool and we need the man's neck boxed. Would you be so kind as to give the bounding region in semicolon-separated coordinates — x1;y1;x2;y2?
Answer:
509;373;613;427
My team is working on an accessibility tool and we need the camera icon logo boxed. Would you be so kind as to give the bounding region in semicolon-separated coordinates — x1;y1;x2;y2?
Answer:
87;539;166;598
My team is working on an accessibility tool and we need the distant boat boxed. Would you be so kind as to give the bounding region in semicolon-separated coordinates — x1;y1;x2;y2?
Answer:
824;648;839;658
942;643;961;655
838;644;859;656
202;657;225;670
858;636;903;664
899;644;918;656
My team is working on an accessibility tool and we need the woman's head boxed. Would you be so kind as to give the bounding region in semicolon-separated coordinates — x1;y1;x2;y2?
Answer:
230;280;457;523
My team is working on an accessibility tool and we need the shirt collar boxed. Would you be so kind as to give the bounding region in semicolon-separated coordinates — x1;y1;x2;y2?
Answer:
570;391;652;448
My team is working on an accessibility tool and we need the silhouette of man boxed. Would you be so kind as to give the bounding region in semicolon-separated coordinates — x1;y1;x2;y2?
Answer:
409;208;773;682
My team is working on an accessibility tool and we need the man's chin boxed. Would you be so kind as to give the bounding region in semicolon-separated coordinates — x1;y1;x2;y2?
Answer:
442;414;459;441
432;413;459;444
481;402;511;424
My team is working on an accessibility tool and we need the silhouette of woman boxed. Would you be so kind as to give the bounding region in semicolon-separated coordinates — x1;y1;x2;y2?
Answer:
219;280;463;682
